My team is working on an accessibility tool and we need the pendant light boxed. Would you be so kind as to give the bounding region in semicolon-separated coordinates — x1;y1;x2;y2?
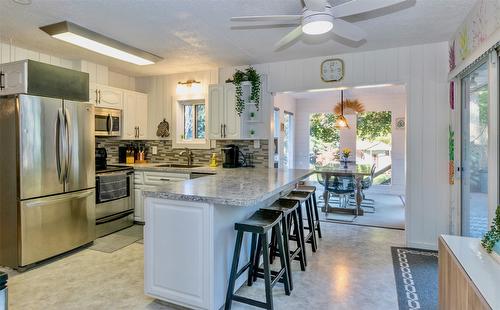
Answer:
334;90;350;129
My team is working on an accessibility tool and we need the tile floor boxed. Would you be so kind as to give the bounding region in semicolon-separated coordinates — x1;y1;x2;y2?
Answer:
3;222;405;310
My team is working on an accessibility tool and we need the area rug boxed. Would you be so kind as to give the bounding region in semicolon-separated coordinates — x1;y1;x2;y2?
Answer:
391;247;438;310
89;225;143;253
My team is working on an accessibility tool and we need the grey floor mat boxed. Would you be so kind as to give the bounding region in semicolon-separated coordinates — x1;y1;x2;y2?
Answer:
89;225;143;253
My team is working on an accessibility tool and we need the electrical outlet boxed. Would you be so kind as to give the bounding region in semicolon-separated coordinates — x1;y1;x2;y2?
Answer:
152;146;158;155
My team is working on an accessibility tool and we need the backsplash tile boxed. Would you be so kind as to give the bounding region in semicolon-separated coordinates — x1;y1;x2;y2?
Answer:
96;138;269;168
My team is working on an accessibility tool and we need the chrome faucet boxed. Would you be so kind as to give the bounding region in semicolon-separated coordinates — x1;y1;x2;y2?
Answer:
179;148;194;166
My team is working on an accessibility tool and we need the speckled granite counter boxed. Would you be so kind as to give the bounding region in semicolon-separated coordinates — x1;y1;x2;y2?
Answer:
142;167;313;207
115;162;219;174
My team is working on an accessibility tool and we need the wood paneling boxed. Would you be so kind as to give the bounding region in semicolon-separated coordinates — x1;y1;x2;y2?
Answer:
439;238;491;310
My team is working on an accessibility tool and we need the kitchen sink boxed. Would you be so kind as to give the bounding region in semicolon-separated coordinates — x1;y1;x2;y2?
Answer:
156;164;202;168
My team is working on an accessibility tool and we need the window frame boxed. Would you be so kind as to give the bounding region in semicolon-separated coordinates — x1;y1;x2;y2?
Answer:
173;98;210;149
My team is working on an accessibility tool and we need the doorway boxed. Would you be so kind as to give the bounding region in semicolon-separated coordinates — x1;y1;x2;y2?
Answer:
461;61;489;238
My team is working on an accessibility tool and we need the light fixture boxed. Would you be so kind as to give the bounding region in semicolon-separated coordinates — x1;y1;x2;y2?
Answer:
12;0;31;4
40;21;162;66
307;87;348;93
302;12;333;35
334;90;350;129
353;84;395;89
176;80;202;95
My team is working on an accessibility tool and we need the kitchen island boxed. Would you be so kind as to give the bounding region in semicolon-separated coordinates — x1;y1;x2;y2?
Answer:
142;168;313;310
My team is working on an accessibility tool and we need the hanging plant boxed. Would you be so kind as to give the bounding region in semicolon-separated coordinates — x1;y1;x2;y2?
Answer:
227;67;261;116
231;69;246;116
245;67;261;111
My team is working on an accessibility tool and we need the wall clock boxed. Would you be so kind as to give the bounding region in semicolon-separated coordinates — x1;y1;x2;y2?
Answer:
321;58;344;82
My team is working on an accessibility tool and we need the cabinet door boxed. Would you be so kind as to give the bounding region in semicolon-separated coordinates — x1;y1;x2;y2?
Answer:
122;91;138;139
134;188;144;222
136;93;148;139
89;83;99;105
208;85;223;139
97;85;124;109
223;84;241;139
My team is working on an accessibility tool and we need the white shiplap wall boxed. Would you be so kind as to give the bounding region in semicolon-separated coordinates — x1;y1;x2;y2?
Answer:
221;41;450;249
0;42;75;69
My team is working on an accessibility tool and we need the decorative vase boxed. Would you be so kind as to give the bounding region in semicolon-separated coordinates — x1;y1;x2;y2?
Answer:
342;157;348;169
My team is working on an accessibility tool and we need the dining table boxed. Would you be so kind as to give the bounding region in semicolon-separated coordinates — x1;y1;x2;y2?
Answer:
314;162;373;218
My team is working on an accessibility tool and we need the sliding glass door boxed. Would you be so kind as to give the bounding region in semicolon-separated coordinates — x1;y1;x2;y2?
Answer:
461;62;489;238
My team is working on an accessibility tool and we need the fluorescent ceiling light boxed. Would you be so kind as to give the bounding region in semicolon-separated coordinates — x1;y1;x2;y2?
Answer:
40;21;162;66
307;87;348;93
302;20;333;35
353;84;395;89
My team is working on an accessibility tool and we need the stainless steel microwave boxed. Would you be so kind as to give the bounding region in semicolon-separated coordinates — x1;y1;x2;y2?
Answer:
95;107;121;136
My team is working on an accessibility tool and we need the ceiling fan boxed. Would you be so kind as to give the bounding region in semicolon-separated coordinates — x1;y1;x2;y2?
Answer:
230;0;408;51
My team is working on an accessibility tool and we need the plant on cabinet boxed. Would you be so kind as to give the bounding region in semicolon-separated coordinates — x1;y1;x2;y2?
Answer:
227;66;261;116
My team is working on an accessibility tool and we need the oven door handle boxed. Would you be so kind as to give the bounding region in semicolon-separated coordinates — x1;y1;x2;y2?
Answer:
96;209;134;225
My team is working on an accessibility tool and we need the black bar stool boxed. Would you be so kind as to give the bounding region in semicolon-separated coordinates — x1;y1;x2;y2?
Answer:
285;190;318;252
225;210;291;310
257;199;307;291
296;185;322;239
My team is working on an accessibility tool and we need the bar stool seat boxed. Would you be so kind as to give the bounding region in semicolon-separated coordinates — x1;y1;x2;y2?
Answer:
296;185;322;239
225;210;291;310
235;210;282;234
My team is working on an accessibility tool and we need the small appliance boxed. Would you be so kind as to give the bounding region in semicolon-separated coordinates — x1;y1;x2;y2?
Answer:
222;145;240;168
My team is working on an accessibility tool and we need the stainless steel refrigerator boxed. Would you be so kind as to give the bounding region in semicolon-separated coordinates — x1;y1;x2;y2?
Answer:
0;60;95;268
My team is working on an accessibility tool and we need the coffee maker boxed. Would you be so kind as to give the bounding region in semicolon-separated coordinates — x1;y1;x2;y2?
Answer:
222;145;240;168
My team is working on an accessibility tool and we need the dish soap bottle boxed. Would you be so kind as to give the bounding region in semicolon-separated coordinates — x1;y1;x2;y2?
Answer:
209;152;218;167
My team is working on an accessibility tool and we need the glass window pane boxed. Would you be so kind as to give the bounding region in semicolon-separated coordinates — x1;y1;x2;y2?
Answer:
461;62;489;238
184;105;194;140
309;113;340;167
356;111;392;185
195;104;206;139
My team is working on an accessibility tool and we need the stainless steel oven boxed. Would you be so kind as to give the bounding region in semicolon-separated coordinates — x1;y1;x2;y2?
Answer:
95;107;121;136
95;167;134;237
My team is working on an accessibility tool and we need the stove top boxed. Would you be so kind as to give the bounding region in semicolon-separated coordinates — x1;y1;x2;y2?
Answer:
95;165;133;174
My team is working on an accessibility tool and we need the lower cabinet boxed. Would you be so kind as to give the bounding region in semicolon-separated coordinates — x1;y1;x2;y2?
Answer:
133;171;190;223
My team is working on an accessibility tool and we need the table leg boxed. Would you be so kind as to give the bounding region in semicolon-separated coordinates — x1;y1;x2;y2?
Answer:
323;174;330;214
355;176;363;218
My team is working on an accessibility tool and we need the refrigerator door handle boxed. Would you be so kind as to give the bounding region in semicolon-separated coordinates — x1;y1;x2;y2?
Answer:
55;109;66;184
24;189;95;208
63;107;72;182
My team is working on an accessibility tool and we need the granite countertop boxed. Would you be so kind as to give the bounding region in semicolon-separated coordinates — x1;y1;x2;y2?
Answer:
441;235;500;310
142;168;314;207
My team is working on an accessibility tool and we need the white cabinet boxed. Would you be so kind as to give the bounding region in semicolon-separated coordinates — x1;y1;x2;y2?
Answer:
208;83;241;139
123;91;148;139
133;171;190;223
90;83;124;109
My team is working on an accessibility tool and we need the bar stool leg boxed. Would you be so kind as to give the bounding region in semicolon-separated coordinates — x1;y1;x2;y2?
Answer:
305;198;318;252
247;233;257;287
261;234;274;310
292;209;306;271
311;192;322;239
274;224;291;296
281;215;293;291
225;231;244;310
296;204;308;266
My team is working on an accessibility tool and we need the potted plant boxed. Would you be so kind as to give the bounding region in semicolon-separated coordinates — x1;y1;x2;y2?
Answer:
481;206;500;257
249;111;256;121
226;66;261;116
341;148;351;168
249;129;256;138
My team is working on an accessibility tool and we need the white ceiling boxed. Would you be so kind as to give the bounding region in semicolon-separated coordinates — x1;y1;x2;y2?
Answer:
0;0;476;77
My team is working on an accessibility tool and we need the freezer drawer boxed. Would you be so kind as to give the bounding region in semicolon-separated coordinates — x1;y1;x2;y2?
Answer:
19;189;95;266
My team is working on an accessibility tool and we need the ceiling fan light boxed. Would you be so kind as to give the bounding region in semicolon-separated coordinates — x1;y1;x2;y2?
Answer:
302;20;333;35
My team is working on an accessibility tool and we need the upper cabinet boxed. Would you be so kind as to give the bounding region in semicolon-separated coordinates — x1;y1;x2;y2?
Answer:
90;83;124;109
122;90;148;140
208;79;268;140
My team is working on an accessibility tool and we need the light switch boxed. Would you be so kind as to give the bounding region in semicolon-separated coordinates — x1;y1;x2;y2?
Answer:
253;140;260;149
152;146;158;155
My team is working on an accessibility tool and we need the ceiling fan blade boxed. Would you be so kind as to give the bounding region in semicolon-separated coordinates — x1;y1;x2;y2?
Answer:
274;26;303;51
332;0;407;18
231;15;302;22
331;19;366;41
303;0;328;12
